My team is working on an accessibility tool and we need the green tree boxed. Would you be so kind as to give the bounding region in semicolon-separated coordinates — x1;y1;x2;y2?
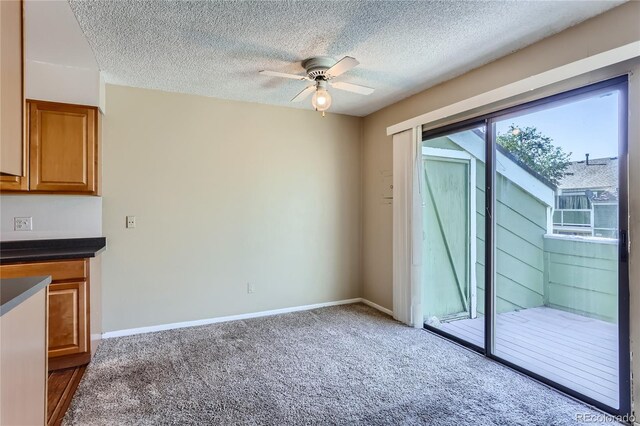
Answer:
496;125;571;186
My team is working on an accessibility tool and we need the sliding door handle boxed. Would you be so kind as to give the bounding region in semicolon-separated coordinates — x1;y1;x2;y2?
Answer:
620;229;628;262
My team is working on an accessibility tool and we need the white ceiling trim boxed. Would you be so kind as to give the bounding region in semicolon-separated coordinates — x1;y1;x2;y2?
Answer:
387;41;640;136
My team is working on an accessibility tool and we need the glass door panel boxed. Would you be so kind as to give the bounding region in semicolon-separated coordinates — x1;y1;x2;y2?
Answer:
491;83;625;409
423;125;486;349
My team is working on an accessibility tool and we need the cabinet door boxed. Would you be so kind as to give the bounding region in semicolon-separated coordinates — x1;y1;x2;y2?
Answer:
0;0;24;177
29;100;97;193
48;281;88;358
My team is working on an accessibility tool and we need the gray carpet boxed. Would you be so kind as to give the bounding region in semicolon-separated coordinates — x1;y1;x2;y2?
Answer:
65;304;619;425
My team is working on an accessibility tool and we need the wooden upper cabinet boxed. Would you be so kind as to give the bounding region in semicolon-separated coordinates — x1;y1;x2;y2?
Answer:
0;0;25;177
28;100;98;194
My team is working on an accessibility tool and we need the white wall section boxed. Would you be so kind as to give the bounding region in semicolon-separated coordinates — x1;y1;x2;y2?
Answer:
25;60;101;107
24;0;101;107
0;195;102;241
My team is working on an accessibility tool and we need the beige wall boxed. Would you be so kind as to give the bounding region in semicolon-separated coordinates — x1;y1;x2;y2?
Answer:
361;1;639;415
102;84;362;332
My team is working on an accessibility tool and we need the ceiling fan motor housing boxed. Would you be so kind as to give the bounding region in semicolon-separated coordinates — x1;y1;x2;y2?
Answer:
302;57;335;80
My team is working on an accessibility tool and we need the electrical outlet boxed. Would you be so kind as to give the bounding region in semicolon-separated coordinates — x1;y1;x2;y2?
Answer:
126;216;136;228
247;282;255;294
14;217;32;231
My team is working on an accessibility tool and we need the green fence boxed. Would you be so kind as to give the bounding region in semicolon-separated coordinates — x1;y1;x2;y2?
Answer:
543;235;618;323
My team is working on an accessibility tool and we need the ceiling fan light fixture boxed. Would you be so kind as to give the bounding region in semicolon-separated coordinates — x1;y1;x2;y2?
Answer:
311;80;332;113
312;88;332;112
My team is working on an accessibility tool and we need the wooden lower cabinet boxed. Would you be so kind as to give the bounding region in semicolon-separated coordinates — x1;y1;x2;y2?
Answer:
49;280;88;358
0;259;91;370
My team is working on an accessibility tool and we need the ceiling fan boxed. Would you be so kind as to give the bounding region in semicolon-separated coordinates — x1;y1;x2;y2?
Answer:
259;56;374;115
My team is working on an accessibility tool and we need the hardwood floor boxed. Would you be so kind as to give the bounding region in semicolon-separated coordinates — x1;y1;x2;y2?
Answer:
439;306;619;408
47;366;86;426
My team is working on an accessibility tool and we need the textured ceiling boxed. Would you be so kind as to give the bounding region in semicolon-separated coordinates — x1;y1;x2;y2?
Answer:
68;1;623;117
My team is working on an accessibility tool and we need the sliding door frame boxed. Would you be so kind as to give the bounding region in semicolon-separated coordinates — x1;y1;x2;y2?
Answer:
421;75;630;416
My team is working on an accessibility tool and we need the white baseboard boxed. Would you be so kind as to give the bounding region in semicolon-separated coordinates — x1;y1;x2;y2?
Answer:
102;298;364;339
361;298;394;316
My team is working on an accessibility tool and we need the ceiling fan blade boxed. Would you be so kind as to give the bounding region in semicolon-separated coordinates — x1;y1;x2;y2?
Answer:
291;85;316;102
259;70;309;81
330;81;375;95
326;56;359;78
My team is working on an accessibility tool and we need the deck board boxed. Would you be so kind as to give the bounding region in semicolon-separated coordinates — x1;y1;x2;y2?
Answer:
437;306;619;408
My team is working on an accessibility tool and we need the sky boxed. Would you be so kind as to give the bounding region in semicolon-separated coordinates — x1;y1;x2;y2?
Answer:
495;89;620;161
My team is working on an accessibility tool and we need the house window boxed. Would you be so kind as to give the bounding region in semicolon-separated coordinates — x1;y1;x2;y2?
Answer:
557;193;590;209
594;203;618;238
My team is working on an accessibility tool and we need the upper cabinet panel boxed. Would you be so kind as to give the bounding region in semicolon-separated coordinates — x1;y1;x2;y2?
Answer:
29;100;97;194
0;0;25;176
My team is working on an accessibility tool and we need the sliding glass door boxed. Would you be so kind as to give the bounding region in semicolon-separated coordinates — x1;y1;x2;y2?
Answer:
490;79;628;411
422;76;629;415
422;125;486;349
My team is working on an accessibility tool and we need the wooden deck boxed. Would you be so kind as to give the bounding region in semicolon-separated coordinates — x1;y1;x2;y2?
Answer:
438;306;619;408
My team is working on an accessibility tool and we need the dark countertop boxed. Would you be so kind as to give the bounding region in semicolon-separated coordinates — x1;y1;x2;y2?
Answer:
0;275;51;316
0;237;106;263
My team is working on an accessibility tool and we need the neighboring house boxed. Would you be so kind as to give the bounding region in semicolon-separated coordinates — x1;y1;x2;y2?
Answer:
553;155;619;238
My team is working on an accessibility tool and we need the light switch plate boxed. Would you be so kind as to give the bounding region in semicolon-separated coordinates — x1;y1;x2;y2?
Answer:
14;217;32;231
126;216;136;228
